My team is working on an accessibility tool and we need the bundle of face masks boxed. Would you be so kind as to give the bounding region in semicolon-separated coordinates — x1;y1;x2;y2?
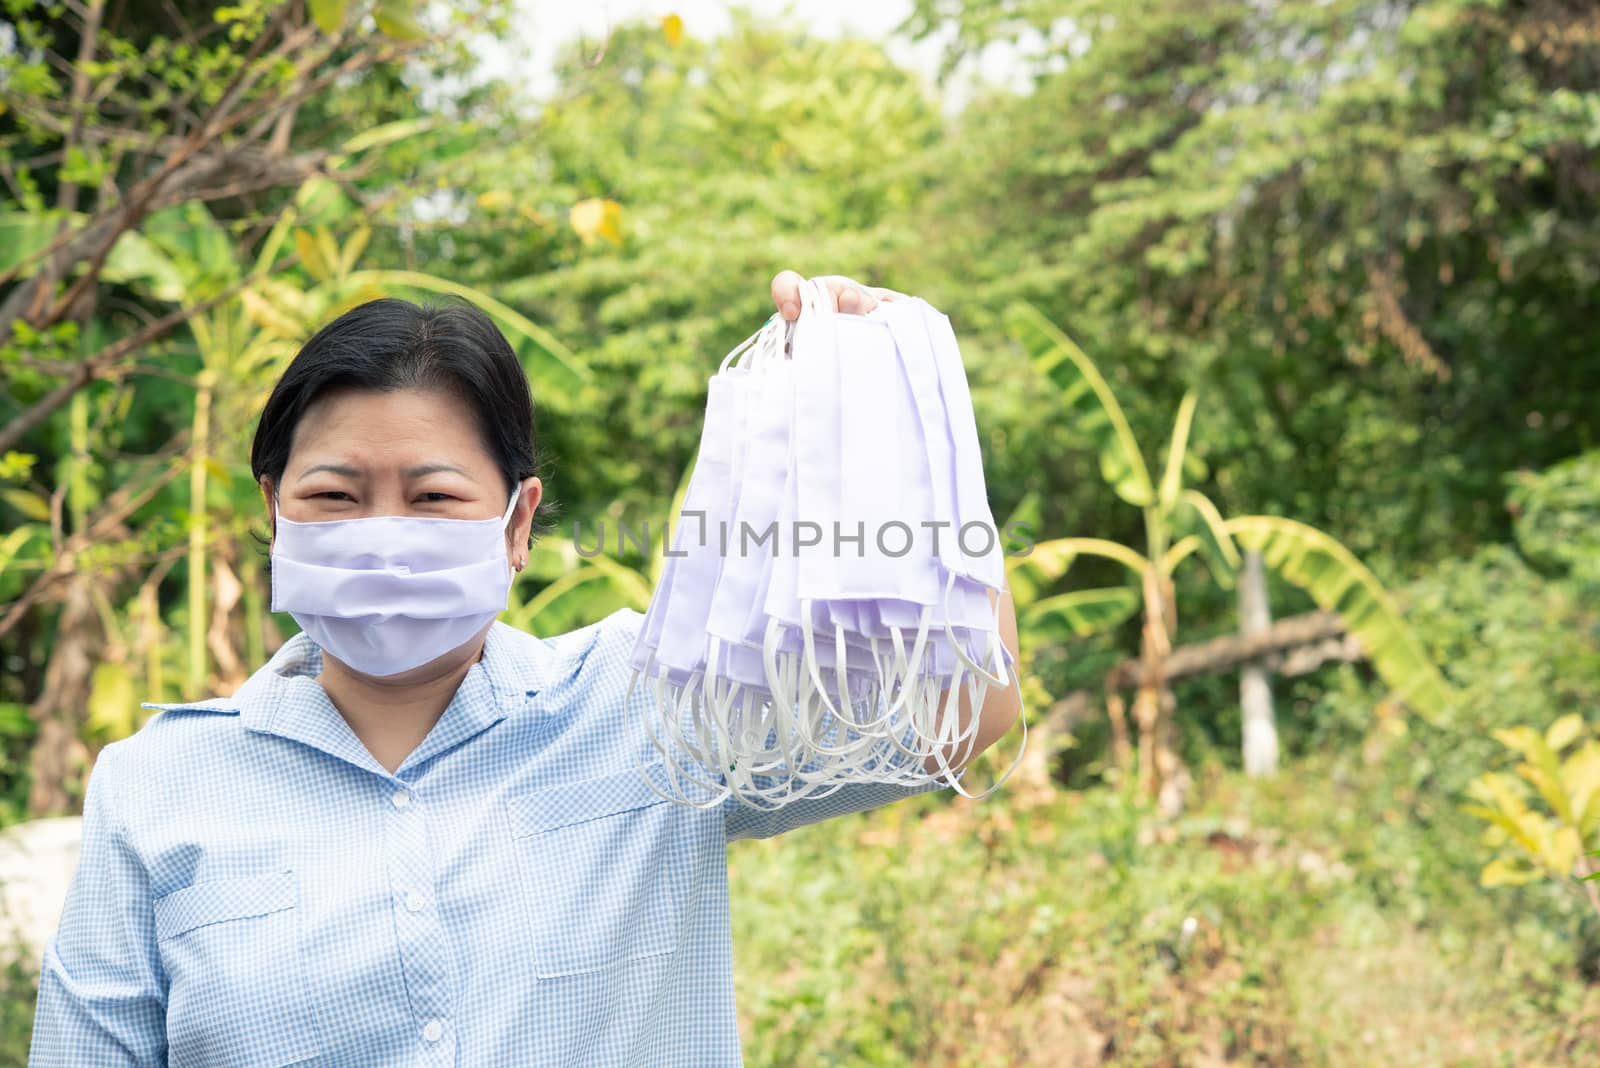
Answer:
630;278;1026;809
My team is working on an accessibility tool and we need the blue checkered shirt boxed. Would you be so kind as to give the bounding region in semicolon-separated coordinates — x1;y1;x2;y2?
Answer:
29;610;943;1067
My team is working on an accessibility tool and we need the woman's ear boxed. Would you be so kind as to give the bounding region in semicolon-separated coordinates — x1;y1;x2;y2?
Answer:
507;476;543;571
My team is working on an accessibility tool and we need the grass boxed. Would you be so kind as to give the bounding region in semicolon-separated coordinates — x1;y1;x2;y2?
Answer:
728;724;1600;1067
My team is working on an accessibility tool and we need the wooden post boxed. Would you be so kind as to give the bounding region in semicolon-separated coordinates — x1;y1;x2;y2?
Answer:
1239;550;1279;776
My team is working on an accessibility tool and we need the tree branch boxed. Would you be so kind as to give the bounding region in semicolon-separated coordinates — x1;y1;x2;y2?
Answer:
1043;610;1360;728
0;9;336;343
0;241;305;453
0;431;195;640
1104;609;1352;691
55;0;106;219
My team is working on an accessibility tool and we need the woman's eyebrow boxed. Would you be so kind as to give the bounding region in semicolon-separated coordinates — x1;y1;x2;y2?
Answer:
403;463;471;478
295;463;471;479
299;463;362;478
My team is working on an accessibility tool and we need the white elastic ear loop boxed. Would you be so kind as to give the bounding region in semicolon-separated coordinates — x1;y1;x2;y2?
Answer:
921;575;1017;793
798;276;836;332
765;316;788;365
721;318;777;374
940;572;1009;688
938;670;1029;802
708;639;769;775
630;666;732;809
701;637;738;769
796;603;883;760
921;600;1029;802
759;619;825;792
882;608;933;723
748;623;861;804
891;575;1004;782
724;654;824;809
657;674;726;791
633;645;731;801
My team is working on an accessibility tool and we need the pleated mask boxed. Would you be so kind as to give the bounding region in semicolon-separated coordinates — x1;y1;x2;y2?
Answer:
270;490;519;677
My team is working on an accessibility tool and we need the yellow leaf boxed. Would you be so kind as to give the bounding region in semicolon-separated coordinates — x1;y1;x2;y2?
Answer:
1548;825;1581;878
1480;856;1541;888
293;229;330;283
307;0;348;34
239;289;304;339
314;226;342;282
1546;713;1588;753
1464;776;1548;858
1568;744;1600;837
1492;725;1542;756
340;225;371;274
0;488;50;522
477;190;513;211
1504;726;1575;824
374;0;427;40
661;13;684;46
569;198;624;247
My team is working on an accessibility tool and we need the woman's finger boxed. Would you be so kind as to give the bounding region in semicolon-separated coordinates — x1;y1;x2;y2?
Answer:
816;274;878;315
773;272;910;319
771;270;804;320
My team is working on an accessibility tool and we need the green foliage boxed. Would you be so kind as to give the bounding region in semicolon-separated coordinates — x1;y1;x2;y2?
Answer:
730;759;1600;1066
0;0;532;760
1007;302;1154;508
1007;302;1450;735
1026;586;1141;640
1300;540;1600;925
1463;713;1598;890
908;0;1600;570
503;536;652;638
1226;515;1454;720
1509;449;1600;593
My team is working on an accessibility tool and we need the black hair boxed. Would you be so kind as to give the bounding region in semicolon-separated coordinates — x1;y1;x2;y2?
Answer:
250;296;554;541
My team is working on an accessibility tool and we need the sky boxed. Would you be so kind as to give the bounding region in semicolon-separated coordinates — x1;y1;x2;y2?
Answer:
476;0;1036;106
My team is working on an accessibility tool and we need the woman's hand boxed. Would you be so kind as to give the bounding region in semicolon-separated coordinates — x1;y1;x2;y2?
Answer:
769;270;908;321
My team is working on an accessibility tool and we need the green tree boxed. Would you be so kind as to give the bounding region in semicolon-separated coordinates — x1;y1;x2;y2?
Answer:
906;0;1600;571
1007;302;1453;812
396;15;944;527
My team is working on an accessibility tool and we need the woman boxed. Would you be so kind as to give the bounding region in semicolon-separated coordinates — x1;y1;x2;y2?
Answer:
29;271;1021;1067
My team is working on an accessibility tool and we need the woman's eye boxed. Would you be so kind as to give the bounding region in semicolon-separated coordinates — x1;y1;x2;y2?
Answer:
418;492;455;503
316;491;354;501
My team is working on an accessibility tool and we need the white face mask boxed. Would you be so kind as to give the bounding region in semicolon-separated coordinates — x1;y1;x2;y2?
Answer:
269;489;520;677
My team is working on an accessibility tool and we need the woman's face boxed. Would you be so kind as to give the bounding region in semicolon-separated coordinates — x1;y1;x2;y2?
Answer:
262;386;541;559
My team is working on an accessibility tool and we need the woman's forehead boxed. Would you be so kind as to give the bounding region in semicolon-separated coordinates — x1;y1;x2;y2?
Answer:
287;388;494;473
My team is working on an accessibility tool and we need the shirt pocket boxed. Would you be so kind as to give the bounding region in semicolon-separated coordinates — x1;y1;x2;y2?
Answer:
154;870;322;1068
504;764;708;979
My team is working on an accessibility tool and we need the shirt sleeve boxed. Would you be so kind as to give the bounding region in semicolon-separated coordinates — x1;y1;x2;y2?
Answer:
29;741;168;1067
724;776;946;842
721;699;955;842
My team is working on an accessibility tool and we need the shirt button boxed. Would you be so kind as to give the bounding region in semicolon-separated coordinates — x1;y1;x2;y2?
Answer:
422;1019;444;1042
405;890;426;913
390;790;411;809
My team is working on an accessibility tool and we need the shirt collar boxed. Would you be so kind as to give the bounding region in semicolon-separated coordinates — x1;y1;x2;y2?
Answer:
226;621;570;780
